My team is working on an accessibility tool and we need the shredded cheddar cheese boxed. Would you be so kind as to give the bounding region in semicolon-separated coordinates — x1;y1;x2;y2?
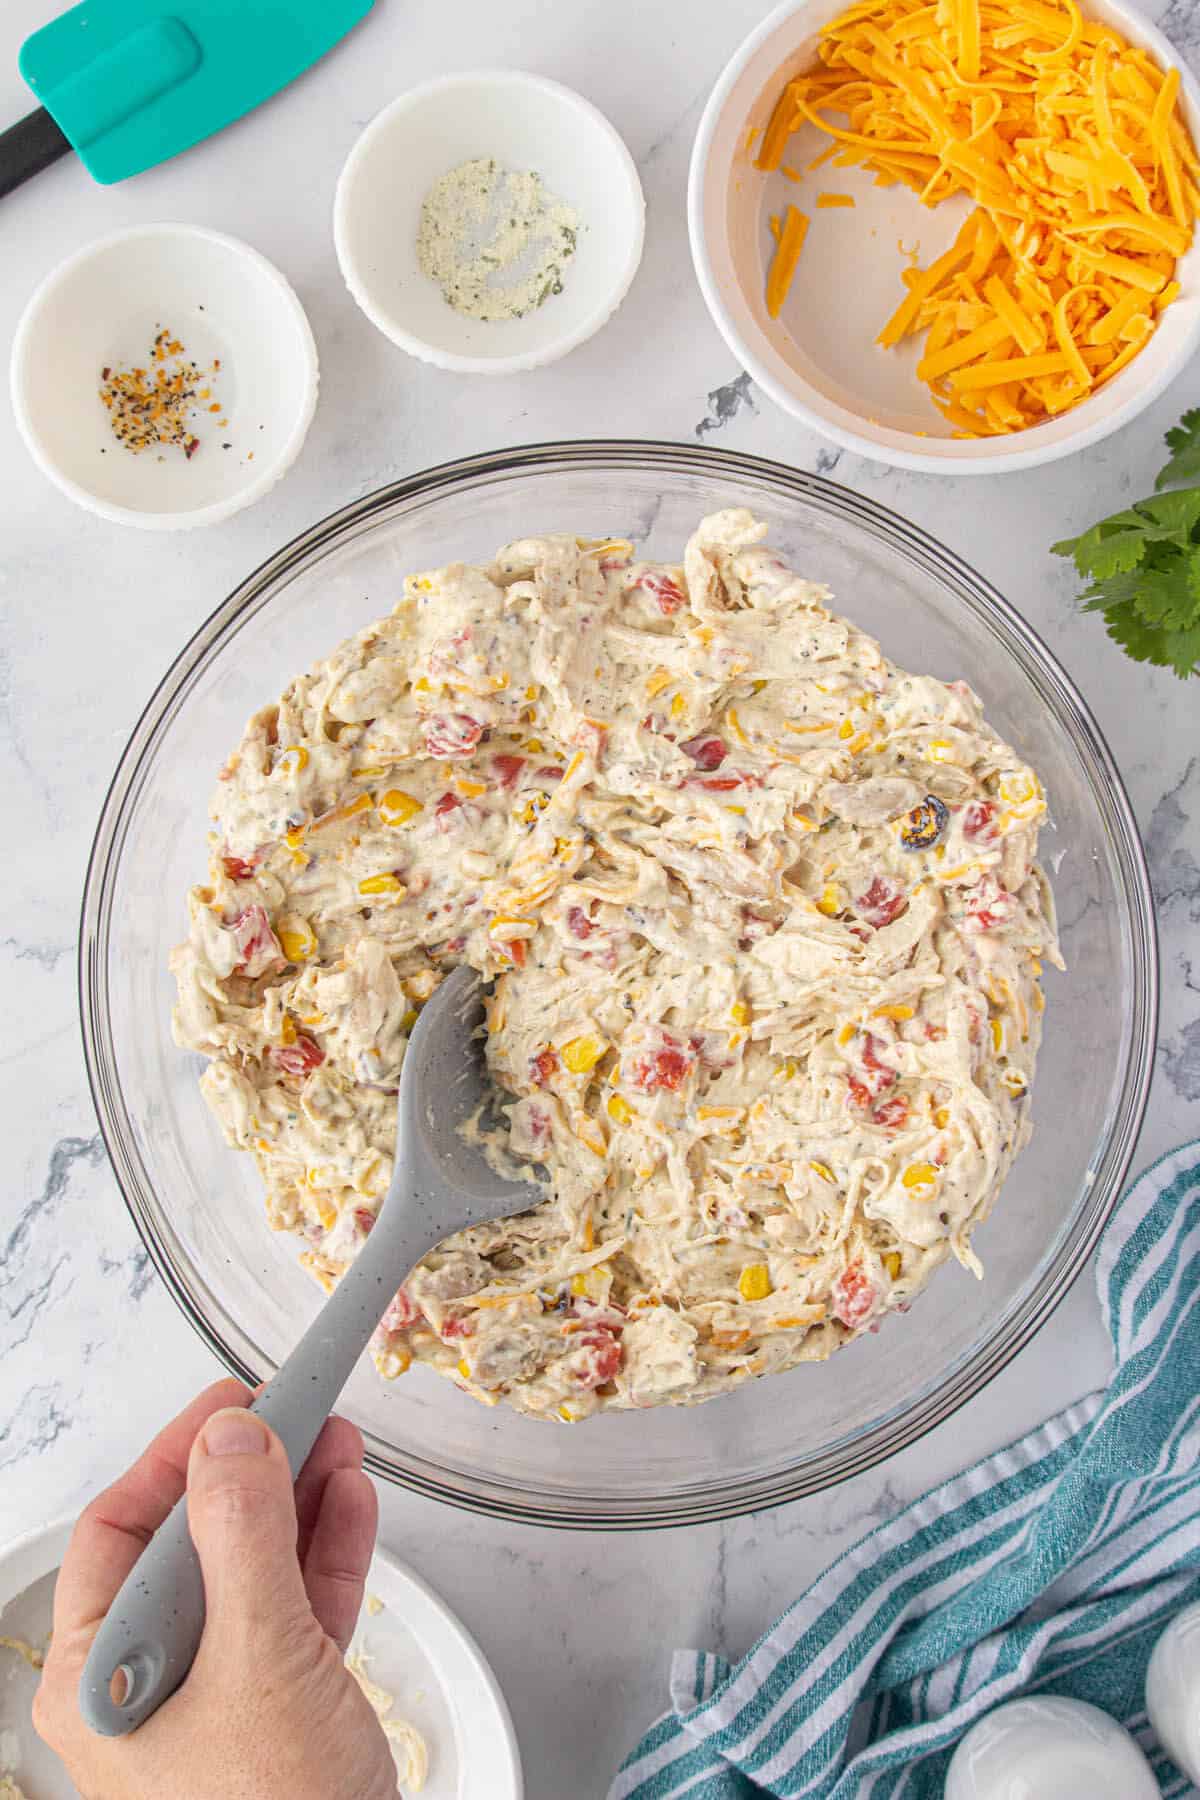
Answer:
754;0;1199;434
766;204;810;315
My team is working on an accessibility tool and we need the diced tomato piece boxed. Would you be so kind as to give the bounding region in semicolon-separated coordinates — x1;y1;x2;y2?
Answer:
434;791;463;828
572;1325;623;1388
847;1074;872;1110
504;937;528;968
693;774;743;792
637;571;687;615
492;754;526;789
872;1094;910;1131
631;1040;695;1093
681;735;727;771
861;1032;898;1094
566;905;595;940
423;713;483;759
354;1207;377;1237
441;1311;475;1341
832;1262;878;1330
962;799;999;845
535;764;565;782
854;875;908;930
530;1048;559;1086
269;1034;325;1078
221;849;261;881
381;1287;421;1331
963;875;1015;934
228;904;284;976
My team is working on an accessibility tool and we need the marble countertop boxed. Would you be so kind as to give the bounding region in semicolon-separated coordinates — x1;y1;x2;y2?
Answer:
3;0;1199;1793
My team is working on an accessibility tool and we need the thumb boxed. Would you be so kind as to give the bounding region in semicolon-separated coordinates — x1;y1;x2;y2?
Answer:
187;1408;311;1652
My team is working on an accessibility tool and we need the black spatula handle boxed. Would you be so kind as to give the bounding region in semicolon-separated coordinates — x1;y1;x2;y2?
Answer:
0;107;71;199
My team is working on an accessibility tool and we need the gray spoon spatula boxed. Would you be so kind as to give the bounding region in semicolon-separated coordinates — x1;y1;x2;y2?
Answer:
80;964;543;1736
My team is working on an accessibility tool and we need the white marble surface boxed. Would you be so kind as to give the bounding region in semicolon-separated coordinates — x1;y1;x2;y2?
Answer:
2;1;1200;1794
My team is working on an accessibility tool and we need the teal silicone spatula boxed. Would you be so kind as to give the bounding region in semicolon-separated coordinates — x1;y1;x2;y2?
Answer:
0;0;374;199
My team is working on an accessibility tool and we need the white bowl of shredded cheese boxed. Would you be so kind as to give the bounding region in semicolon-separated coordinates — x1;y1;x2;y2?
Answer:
689;0;1200;472
334;71;645;374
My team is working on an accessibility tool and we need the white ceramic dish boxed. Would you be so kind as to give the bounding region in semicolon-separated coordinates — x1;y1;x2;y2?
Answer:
0;1517;521;1799
689;0;1200;473
334;70;645;373
10;225;319;530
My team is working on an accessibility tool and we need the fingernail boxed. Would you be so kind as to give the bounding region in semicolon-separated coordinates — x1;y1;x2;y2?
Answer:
201;1410;270;1458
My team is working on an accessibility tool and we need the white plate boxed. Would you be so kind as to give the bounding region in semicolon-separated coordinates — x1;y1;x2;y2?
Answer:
0;1517;521;1800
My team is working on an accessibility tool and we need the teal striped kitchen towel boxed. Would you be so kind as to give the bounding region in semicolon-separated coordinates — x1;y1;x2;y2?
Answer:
611;1142;1200;1800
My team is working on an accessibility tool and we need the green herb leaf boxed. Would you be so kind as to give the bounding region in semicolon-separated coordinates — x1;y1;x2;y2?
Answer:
1051;410;1200;680
1156;408;1200;490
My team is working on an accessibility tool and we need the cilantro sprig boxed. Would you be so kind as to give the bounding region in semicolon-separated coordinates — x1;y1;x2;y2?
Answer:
1051;410;1200;679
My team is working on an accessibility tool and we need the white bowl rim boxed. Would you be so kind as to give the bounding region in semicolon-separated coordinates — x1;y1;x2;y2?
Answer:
333;68;646;375
688;0;1200;474
9;222;320;532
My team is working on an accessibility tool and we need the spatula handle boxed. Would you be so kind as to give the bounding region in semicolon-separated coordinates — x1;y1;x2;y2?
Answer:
0;107;71;198
78;1207;443;1737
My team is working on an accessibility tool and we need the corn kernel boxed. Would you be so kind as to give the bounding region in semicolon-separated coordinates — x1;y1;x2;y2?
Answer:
279;1013;297;1046
276;745;309;777
873;1004;914;1021
561;1034;608;1074
1002;1068;1028;1096
883;1251;902;1280
518;792;550;826
902;1162;939;1191
837;1022;858;1046
523;737;544;753
413;676;433;692
317;1199;338;1231
816;883;842;917
378;788;423;826
738;1263;773;1302
525;684;538;701
279;920;316;963
607;1092;632;1125
781;1059;798;1080
569;1272;588;1296
645;669;673;698
670;693;686;719
558;1402;583;1422
358;873;406;898
455;777;487;798
809;1160;835;1182
926;738;954;763
838;718;855;740
730;1000;752;1026
933;1106;951;1128
991;1017;1004;1054
457;1358;472;1379
752;679;767;694
401;1008;419;1032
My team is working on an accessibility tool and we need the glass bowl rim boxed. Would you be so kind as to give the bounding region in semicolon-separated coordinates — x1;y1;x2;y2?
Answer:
78;438;1159;1529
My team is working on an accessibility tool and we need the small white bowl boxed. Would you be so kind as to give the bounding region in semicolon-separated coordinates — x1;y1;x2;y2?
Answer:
334;70;645;374
689;0;1200;473
11;224;319;530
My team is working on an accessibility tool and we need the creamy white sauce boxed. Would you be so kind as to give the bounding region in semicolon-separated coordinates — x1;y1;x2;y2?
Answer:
172;510;1059;1423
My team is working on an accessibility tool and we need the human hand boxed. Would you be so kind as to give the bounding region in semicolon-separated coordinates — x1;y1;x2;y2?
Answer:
35;1380;401;1800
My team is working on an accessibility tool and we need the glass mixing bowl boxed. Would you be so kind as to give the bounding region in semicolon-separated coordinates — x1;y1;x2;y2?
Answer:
80;442;1157;1528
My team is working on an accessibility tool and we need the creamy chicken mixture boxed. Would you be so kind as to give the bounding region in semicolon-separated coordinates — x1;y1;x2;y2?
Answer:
172;510;1059;1422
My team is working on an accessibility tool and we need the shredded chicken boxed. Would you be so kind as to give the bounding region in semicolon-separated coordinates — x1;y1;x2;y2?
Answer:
172;510;1058;1421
